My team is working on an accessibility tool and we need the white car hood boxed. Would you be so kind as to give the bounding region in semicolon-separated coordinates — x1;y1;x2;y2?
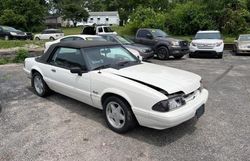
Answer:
106;63;201;94
192;39;223;44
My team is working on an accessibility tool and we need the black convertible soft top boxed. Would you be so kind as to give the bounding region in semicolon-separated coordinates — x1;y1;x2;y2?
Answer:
37;40;120;63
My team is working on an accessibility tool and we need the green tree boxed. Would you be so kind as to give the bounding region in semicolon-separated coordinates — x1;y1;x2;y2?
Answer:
125;6;166;33
0;9;26;29
0;0;46;31
166;2;216;35
61;0;89;27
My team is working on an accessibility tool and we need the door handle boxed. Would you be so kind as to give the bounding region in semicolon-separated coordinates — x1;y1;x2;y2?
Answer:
51;69;56;72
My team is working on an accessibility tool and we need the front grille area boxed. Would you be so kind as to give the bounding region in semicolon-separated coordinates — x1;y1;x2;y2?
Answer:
180;41;189;47
197;44;215;49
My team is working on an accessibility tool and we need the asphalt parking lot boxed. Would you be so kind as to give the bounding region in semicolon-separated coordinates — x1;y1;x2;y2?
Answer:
0;51;250;161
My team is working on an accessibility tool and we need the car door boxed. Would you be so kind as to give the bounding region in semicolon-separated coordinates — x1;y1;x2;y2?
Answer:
136;30;155;47
40;30;47;40
43;47;93;105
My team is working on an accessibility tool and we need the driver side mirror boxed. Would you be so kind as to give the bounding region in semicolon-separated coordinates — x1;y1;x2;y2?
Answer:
146;34;153;39
70;66;87;76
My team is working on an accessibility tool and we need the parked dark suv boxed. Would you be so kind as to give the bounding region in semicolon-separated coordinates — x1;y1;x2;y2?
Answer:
0;26;30;40
134;28;189;59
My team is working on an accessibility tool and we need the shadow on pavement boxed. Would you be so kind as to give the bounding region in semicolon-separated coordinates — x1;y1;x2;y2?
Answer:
34;89;198;147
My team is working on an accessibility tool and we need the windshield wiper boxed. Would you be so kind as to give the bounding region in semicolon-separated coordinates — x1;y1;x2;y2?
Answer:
116;61;140;67
116;61;131;66
92;64;111;70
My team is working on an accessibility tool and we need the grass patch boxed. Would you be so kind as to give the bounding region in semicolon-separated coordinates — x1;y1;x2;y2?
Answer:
0;57;13;65
0;49;28;65
13;49;28;63
0;40;45;49
62;27;82;35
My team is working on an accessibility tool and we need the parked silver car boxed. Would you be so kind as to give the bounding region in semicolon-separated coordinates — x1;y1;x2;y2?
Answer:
234;34;250;55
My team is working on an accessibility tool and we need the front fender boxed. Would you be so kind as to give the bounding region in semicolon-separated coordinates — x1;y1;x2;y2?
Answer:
154;42;170;50
101;88;134;107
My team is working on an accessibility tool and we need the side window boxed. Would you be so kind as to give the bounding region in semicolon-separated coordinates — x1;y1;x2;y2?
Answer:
74;37;84;41
49;47;85;69
137;30;151;39
98;27;103;33
42;30;48;34
61;37;74;42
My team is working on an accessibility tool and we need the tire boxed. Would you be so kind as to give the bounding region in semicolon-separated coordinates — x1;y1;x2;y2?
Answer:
4;35;9;40
189;53;195;58
35;37;40;41
32;72;50;97
174;55;184;59
156;46;169;60
49;37;55;40
217;52;223;59
103;96;136;133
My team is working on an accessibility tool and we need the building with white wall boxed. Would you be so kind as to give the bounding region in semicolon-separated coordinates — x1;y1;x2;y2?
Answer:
87;11;120;26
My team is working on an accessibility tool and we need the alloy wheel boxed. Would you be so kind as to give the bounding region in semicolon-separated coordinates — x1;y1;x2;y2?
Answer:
34;75;44;95
106;101;126;129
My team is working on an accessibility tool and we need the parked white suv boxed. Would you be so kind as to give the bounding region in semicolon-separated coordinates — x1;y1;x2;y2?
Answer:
190;31;224;58
34;29;64;41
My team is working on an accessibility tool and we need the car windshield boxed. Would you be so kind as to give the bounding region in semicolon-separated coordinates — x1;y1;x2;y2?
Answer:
103;27;113;32
83;45;140;70
85;37;106;41
2;27;17;32
239;35;250;41
116;36;133;45
195;32;222;39
151;29;168;37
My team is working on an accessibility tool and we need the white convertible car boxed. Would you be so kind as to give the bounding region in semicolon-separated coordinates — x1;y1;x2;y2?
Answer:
23;41;208;133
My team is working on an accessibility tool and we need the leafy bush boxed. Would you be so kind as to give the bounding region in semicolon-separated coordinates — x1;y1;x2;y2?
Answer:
219;8;249;35
124;6;167;34
119;1;250;36
0;58;11;65
14;49;28;63
0;9;26;28
166;2;216;35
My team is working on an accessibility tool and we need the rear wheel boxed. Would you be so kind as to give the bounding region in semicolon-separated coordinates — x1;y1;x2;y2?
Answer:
32;72;50;97
157;46;169;60
103;96;136;133
35;37;40;41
